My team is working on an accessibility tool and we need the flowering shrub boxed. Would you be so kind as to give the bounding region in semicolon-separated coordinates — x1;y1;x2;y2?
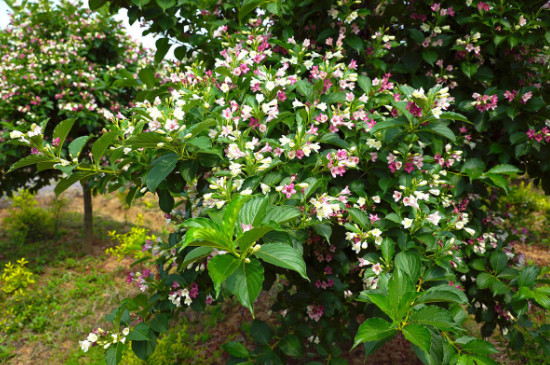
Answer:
12;23;550;365
9;1;550;364
0;0;150;195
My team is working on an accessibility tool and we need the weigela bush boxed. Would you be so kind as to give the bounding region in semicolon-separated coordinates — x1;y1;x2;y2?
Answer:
0;0;150;195
9;2;550;364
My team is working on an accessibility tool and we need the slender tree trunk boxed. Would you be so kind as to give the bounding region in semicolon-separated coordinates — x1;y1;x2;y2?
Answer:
81;181;94;255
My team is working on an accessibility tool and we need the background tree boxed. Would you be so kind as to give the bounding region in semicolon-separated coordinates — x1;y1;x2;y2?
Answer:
0;0;151;252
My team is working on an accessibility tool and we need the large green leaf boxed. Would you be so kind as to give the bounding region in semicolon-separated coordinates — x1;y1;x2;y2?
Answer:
395;251;421;282
183;227;230;250
402;324;431;354
262;206;301;224
237;196;269;227
222;196;250;238
125;132;166;148
92;131;118;162
207;254;241;298
353;318;396;348
181;247;214;267
237;226;275;252
7;154;57;173
53;118;77;149
146;153;179;192
416;285;468;305
254;243;308;280
226;259;264;314
68;136;90;158
409;306;458;331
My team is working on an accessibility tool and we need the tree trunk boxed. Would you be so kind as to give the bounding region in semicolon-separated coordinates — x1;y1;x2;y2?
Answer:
81;181;94;255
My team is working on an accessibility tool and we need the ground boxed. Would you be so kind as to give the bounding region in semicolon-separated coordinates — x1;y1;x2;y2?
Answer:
0;185;548;364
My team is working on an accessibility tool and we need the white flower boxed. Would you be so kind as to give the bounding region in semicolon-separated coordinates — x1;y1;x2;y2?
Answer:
9;130;24;139
260;183;271;194
122;328;130;336
464;227;476;236
79;340;91;352
372;196;381;203
240;188;253;195
426;212;441;226
401;218;413;229
455;221;464;229
87;333;98;342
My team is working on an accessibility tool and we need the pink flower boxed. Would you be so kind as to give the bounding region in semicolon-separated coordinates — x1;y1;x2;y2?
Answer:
369;214;380;223
241;223;253;232
372;263;382;275
282;184;296;198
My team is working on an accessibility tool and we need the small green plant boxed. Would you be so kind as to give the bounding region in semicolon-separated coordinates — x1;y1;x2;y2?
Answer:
2;190;54;245
0;258;35;299
106;214;156;260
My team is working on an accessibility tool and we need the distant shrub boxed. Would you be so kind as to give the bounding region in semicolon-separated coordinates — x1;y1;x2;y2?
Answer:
106;214;156;260
2;190;54;245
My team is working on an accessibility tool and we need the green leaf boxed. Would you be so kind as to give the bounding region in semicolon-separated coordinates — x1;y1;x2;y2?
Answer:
105;343;124;365
155;38;170;64
295;80;314;101
354;318;396;348
533;287;550;309
486;164;520;175
489;251;508;274
250;320;272;345
181;247;214;267
313;223;331;243
402;324;431;354
416;285;468;305
146;153;178;192
156;0;175;11
461;158;486;180
476;273;493;289
131;338;157;360
254;243;308;280
279;334;304;357
345;34;364;52
348;208;370;230
125;132;166;149
7;154;56;173
461;339;497;355
138;67;156;88
226;259;264;315
149;314;169;333
369;119;407;134
128;323;152;341
239;0;270;23
365;292;392;318
89;0;107;10
395;251;422;282
183;227;229;250
237;226;275;253
92;131;118;162
222;195;250;238
423;123;456;142
357;75;371;94
422;51;437;66
461;63;478;78
319;133;350;148
517;266;539;288
409;306;457;331
222;341;249;358
262;206;301;224
55;171;96;196
439;111;469;122
207;254;241;298
237;196;269;227
68;136;90;158
53;118;77;149
131;0;150;7
179;159;198;183
157;189;174;213
381;238;395;262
